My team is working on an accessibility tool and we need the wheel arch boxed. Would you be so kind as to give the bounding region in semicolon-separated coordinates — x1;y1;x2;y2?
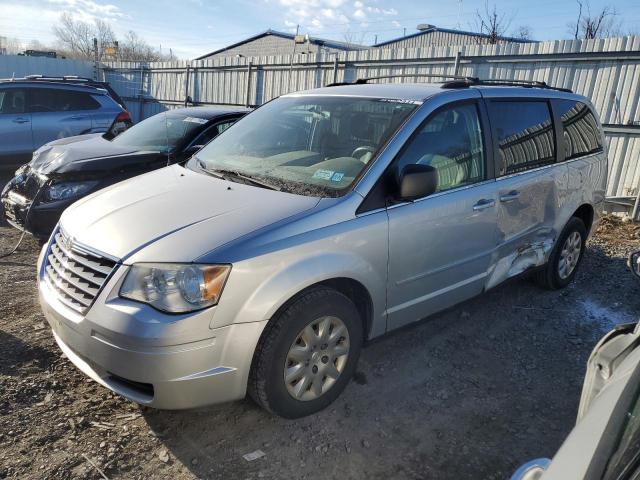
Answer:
572;203;594;235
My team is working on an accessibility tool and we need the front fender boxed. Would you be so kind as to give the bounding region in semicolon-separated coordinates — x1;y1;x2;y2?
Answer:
212;251;387;338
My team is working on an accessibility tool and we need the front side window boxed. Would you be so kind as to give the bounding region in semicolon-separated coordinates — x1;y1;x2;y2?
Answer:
28;88;100;112
491;101;556;176
193;120;237;146
190;96;418;197
111;113;208;153
393;102;486;193
0;88;26;114
556;100;603;161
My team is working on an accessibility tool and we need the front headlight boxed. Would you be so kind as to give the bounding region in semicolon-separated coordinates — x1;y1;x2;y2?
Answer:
120;263;231;313
43;181;99;202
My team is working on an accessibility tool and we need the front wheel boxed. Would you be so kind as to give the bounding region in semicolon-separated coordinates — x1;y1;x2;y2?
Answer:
248;287;363;418
535;217;587;290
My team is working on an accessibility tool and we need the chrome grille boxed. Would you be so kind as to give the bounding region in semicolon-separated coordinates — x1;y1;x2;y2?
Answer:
43;229;117;314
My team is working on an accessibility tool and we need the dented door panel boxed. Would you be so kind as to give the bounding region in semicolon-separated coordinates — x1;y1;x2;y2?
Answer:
486;164;568;289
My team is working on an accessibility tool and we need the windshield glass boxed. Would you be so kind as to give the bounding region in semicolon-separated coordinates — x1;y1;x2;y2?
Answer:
189;95;418;196
112;113;208;152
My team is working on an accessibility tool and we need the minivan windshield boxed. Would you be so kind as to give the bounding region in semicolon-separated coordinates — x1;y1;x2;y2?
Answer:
189;95;418;196
111;113;207;152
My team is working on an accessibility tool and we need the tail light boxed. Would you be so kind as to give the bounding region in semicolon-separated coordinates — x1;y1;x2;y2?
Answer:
115;111;132;123
108;110;133;138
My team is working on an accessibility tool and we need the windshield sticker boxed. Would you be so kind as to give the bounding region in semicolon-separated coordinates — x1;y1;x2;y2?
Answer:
183;117;208;124
312;169;334;180
331;172;345;182
378;98;423;105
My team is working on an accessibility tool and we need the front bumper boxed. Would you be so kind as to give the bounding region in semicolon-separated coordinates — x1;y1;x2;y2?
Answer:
38;263;267;410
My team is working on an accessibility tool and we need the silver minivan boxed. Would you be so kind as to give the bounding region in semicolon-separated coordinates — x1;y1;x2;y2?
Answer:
37;79;607;418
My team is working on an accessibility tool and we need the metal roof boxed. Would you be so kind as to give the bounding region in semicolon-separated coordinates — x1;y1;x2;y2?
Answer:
373;26;536;47
286;83;444;101
196;29;366;60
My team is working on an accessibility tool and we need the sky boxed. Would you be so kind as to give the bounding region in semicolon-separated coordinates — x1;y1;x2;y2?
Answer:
0;0;638;59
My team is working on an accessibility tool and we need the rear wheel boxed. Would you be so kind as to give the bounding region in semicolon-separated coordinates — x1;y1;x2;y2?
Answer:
535;217;587;290
248;287;363;418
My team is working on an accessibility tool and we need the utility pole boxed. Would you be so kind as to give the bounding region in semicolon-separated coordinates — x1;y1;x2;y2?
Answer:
374;34;378;45
93;37;98;80
403;27;406;37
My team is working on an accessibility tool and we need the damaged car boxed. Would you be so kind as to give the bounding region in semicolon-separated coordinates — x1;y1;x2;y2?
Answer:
1;106;250;239
37;79;607;418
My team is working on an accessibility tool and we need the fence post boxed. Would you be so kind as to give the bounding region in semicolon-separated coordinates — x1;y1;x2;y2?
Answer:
138;65;145;122
183;63;191;106
332;56;339;84
245;61;253;107
453;51;462;76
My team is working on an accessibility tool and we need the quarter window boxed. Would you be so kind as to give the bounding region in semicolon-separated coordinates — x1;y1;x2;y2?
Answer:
491;101;556;176
394;102;486;193
556;100;603;160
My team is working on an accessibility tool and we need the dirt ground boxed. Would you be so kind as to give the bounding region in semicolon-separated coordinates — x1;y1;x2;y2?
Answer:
1;201;639;479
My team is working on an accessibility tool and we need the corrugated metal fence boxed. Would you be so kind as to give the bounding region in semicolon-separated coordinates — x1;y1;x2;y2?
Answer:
0;55;95;80
100;35;640;212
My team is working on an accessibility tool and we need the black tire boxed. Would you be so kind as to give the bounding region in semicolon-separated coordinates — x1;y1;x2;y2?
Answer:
247;287;363;418
535;216;587;290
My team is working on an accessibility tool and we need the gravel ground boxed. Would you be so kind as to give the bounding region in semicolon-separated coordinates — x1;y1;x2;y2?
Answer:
1;197;639;479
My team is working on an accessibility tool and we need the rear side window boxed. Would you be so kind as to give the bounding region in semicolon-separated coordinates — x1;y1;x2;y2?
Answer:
490;101;556;176
556;100;603;160
0;88;26;114
28;88;101;113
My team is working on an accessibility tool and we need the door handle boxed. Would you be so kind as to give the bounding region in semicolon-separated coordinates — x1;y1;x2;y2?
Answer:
473;199;496;211
68;115;86;120
499;190;520;203
12;117;29;124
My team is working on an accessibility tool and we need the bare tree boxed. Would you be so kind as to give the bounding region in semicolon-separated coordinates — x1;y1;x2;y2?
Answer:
53;13;174;61
570;0;621;39
513;25;532;40
2;37;25;55
473;2;512;44
118;31;168;62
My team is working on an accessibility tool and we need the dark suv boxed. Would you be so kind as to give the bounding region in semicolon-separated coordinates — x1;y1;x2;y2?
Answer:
0;76;131;168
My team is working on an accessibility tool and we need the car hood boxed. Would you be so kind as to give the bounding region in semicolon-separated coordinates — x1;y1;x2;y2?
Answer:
30;134;162;175
60;165;320;262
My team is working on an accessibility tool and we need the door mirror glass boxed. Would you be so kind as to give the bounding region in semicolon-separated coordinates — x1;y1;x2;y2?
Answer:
628;250;640;279
398;164;438;201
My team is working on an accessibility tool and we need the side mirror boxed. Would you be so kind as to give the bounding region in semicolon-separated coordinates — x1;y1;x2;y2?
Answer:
628;250;640;279
398;164;438;201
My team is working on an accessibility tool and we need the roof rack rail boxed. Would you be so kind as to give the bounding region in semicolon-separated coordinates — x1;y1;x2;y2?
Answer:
326;74;572;93
326;73;479;87
444;78;573;93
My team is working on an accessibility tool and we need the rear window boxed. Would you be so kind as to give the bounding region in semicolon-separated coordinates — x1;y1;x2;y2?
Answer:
556;100;603;161
28;88;101;112
490;101;556;176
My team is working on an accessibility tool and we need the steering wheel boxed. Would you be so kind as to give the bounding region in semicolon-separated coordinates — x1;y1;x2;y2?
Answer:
351;146;375;162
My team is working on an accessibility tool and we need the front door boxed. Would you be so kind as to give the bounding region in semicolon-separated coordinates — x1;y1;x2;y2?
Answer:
0;86;33;166
386;100;498;331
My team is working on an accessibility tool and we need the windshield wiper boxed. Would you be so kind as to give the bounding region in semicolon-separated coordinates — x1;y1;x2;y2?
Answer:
196;161;281;191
